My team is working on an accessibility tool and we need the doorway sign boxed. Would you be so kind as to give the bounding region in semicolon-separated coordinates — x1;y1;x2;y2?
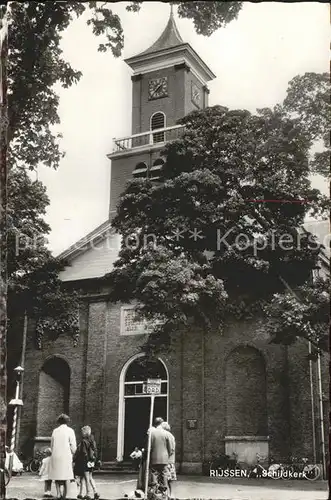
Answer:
143;378;162;395
144;378;161;499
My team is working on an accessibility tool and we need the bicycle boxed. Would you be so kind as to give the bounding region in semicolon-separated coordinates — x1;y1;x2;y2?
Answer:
27;449;44;473
2;467;10;486
285;457;321;480
209;452;241;473
248;453;284;479
3;451;23;486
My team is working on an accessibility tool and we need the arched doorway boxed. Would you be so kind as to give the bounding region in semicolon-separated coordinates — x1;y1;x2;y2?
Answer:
117;354;168;461
37;356;70;436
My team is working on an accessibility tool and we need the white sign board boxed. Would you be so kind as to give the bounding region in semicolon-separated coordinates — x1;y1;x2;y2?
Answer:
142;378;162;395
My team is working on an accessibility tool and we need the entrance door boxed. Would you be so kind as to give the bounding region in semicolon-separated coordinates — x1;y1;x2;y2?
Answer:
124;397;150;458
119;355;168;461
153;397;167;422
124;396;167;459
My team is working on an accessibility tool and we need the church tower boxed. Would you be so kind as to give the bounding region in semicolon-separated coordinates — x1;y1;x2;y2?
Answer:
108;10;216;216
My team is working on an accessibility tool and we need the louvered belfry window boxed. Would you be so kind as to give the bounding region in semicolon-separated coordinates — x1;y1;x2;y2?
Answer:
151;112;165;143
150;158;165;181
132;162;148;179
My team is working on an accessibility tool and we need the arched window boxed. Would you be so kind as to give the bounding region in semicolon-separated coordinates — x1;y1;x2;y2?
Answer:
118;354;169;460
151;112;166;143
132;162;148;179
150;158;165;181
125;357;167;385
37;356;70;436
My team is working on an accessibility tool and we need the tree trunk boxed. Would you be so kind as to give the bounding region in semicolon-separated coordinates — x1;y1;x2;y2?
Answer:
0;10;8;498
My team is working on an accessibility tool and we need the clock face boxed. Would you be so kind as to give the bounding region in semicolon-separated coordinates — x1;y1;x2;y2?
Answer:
148;77;168;100
191;82;201;107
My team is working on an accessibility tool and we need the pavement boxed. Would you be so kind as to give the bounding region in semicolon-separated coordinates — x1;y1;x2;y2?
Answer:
5;473;329;500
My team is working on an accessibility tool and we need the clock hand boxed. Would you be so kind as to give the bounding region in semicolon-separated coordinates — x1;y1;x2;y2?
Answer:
152;83;163;96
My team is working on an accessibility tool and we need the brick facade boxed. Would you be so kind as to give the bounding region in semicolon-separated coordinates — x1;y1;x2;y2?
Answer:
20;291;328;472
18;12;329;475
109;148;166;215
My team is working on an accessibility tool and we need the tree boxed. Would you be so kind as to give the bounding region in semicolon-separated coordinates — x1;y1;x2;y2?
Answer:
265;276;329;356
0;13;8;497
7;167;79;351
283;72;329;178
107;105;328;354
0;0;245;360
128;1;243;36
4;0;243;174
0;2;243;489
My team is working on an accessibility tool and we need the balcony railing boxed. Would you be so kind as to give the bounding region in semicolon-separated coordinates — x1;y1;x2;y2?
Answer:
112;124;185;153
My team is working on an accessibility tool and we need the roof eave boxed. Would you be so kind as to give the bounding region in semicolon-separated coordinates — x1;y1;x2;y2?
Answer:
125;43;216;81
57;220;115;261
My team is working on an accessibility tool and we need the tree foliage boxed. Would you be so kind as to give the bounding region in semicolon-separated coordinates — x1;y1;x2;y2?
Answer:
0;0;241;490
128;1;243;36
108;105;328;353
265;276;329;354
283;72;330;178
4;0;243;170
7;167;79;349
0;0;244;352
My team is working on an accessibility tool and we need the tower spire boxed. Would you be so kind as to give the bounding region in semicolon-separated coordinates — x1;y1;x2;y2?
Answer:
132;6;183;57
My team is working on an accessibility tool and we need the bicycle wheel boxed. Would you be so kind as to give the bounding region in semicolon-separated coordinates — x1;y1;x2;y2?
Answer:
303;464;321;481
4;469;10;486
268;464;282;480
29;459;40;473
282;465;293;480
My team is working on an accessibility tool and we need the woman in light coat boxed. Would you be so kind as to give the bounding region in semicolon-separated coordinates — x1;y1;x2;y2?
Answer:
48;414;77;499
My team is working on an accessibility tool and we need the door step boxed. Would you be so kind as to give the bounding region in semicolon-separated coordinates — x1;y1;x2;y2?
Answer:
95;461;137;474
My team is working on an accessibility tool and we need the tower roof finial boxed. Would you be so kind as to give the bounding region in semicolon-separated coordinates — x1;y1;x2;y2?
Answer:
133;5;183;57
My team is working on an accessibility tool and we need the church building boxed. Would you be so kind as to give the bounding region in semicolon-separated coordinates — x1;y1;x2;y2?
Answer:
20;12;329;473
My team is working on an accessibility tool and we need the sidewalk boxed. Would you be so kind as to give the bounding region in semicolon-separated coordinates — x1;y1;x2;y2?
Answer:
6;473;329;500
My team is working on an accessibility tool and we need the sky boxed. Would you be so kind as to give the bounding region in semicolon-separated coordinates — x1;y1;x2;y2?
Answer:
36;1;329;256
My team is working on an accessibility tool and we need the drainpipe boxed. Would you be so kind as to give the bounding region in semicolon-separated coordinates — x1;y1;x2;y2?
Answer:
16;311;28;450
201;328;205;467
308;341;317;463
316;353;326;479
99;302;109;463
180;331;184;472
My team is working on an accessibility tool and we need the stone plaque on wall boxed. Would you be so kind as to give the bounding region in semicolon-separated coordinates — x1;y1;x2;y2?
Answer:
120;307;153;335
186;419;198;430
120;306;163;335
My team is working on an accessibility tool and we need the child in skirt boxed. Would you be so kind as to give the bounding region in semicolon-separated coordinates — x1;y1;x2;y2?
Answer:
39;448;52;498
74;425;100;500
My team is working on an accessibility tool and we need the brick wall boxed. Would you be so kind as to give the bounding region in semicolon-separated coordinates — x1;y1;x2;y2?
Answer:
99;301;182;462
225;346;267;436
181;327;203;472
109;147;165;214
184;70;206;115
20;283;328;470
204;319;291;462
19;300;89;456
287;339;329;463
37;359;69;436
131;66;186;135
